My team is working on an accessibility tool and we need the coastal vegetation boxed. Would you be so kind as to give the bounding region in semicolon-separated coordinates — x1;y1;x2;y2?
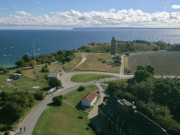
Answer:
15;50;75;68
71;74;115;83
107;65;180;135
128;51;180;75
78;40;169;53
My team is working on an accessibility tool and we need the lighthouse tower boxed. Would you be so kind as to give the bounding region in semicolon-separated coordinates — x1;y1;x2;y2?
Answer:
111;37;117;55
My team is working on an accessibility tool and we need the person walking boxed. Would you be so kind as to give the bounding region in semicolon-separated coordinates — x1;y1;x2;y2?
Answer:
20;127;22;133
24;126;26;132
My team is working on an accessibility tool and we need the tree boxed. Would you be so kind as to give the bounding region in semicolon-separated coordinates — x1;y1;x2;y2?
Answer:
134;70;151;82
49;78;61;88
52;95;63;106
22;54;31;62
15;60;25;67
146;65;155;75
0;102;23;124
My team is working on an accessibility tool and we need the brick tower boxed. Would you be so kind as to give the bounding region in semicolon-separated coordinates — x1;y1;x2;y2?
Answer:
111;37;116;55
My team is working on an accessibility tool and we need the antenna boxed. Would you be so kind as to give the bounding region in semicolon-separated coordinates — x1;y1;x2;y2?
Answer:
33;44;38;88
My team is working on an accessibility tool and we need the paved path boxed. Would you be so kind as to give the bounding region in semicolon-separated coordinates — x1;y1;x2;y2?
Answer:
88;83;106;119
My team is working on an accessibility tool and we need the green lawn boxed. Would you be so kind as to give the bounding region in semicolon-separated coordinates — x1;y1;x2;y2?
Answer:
0;74;49;93
33;103;95;135
64;84;98;105
71;74;115;83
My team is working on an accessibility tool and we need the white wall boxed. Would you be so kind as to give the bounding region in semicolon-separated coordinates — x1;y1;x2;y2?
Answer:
81;96;97;107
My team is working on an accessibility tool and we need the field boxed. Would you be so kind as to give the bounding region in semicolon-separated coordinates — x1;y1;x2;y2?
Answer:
33;85;98;135
75;53;120;73
128;51;180;75
71;74;115;83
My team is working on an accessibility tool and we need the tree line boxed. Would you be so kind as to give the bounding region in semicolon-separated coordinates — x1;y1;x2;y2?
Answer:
107;65;180;135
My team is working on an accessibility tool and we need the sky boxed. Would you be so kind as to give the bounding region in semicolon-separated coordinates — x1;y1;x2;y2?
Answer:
0;0;180;29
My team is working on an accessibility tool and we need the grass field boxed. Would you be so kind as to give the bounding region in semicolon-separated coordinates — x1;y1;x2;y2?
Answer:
71;74;115;83
64;84;98;105
74;53;120;73
128;51;180;75
33;85;98;135
33;103;95;135
124;56;128;69
63;53;82;72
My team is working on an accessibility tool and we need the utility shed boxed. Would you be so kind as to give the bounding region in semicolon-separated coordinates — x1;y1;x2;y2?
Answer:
81;91;97;107
48;72;59;79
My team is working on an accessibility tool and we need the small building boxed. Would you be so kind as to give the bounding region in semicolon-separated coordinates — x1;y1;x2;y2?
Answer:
81;91;98;107
12;73;23;79
48;72;60;79
98;97;167;135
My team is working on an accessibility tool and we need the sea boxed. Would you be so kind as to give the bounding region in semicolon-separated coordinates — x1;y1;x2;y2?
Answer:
0;28;180;67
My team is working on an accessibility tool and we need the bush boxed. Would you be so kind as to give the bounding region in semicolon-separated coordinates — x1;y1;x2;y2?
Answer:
0;124;12;132
34;91;44;100
0;67;9;74
41;66;49;72
15;70;23;75
77;86;85;91
49;78;61;88
52;95;63;106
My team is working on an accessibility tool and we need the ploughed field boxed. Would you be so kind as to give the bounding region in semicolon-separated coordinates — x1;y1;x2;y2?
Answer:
128;51;180;75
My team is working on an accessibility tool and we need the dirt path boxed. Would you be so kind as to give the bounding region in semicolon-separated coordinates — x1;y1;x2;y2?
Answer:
73;53;86;69
120;54;125;75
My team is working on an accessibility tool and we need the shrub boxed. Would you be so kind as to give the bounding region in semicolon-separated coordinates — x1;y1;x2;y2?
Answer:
34;91;44;100
41;66;49;72
52;95;63;106
77;86;85;91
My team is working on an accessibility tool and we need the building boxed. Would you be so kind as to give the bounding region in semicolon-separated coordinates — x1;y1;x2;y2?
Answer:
48;72;60;79
111;37;117;55
12;73;23;79
81;91;98;107
98;97;167;135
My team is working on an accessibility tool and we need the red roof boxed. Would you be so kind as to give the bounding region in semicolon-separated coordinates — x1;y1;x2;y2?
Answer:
82;91;98;101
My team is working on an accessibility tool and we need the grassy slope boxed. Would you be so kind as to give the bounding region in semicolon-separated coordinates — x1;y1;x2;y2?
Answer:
71;74;115;83
64;84;98;105
33;104;95;135
75;53;120;73
128;51;180;75
63;53;82;72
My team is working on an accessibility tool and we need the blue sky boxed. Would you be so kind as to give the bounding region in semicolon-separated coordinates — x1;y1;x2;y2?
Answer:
0;0;180;29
